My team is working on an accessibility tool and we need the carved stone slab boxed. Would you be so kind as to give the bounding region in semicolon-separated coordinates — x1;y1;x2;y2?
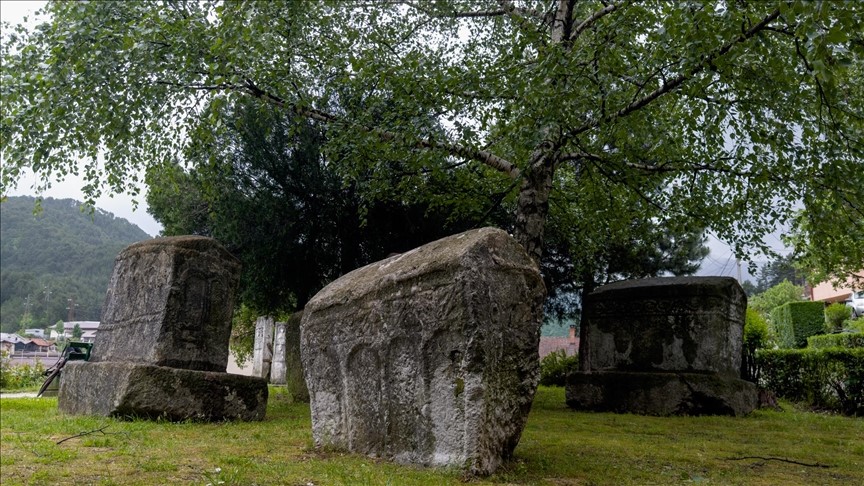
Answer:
92;236;241;372
60;236;267;422
301;227;545;475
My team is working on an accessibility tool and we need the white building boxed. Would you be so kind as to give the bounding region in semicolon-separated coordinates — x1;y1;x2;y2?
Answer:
24;328;46;338
62;321;100;342
809;273;864;304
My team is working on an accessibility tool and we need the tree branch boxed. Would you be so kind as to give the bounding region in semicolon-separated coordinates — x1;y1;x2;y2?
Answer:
726;456;833;468
586;157;667;213
156;74;521;178
56;426;128;445
569;7;782;137
239;79;521;179
570;1;622;42
575;152;786;185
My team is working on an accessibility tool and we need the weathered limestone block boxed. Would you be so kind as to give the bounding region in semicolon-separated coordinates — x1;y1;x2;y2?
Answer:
270;321;288;385
565;371;758;416
567;276;757;416
252;316;274;380
93;236;241;372
59;361;268;421
60;236;268;422
301;227;545;475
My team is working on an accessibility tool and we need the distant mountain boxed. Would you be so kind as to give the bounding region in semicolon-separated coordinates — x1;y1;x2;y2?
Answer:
0;196;151;333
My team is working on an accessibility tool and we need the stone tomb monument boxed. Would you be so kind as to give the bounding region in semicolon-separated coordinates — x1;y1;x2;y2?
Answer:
59;236;268;421
253;311;309;403
252;315;274;380
273;311;309;402
301;227;545;475
566;276;757;416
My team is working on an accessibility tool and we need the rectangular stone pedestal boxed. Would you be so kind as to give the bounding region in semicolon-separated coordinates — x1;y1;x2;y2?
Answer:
566;371;758;416
59;361;268;421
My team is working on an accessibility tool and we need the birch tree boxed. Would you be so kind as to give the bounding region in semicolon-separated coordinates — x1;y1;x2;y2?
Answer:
2;0;862;279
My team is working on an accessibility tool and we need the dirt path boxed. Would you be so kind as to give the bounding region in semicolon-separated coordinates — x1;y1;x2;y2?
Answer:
0;392;39;398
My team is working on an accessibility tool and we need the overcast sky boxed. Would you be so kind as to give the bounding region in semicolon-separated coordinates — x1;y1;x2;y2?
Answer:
1;0;786;280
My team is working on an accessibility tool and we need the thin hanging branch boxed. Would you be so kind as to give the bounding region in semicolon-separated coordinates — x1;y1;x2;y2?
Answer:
568;7;782;138
238;79;522;180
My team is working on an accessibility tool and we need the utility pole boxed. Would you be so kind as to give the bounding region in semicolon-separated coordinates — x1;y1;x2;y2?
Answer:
43;285;52;320
66;297;79;322
736;259;742;284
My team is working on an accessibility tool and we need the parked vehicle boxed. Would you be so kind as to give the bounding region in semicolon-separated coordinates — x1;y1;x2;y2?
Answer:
36;342;93;397
846;290;864;318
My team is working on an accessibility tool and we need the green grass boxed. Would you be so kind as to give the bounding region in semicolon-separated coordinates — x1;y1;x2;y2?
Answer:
1;387;862;485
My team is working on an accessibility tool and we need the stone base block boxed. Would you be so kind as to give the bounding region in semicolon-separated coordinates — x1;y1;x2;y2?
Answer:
565;371;757;416
58;361;268;421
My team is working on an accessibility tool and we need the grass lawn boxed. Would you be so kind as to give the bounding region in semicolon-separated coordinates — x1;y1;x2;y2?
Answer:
1;386;862;485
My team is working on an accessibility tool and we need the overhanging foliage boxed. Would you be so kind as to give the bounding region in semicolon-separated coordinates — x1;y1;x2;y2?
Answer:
2;0;862;283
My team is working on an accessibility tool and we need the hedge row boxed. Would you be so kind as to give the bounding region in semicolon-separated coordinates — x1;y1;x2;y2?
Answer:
807;333;864;349
756;347;864;416
771;301;825;348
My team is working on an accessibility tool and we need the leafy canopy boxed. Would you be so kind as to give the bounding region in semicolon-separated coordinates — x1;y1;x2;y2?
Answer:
147;96;708;324
2;0;862;279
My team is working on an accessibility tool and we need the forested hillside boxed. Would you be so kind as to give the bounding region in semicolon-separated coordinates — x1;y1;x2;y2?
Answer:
0;196;150;333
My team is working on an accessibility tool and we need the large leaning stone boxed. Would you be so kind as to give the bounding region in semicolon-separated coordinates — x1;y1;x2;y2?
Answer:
566;276;757;416
301;227;545;475
93;236;241;372
59;361;268;421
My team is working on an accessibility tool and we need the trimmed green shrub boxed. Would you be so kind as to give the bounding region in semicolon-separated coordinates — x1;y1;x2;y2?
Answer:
808;333;864;349
756;347;864;416
749;280;804;317
540;350;579;387
825;303;852;332
771;301;826;348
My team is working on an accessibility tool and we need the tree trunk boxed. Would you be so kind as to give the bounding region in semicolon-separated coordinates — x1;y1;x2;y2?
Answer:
510;0;570;267
513;161;555;270
578;269;597;371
